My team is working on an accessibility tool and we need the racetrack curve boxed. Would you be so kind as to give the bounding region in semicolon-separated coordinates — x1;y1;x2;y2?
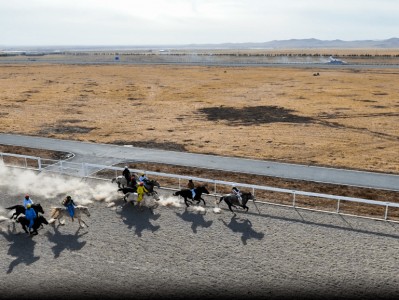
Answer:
1;178;399;300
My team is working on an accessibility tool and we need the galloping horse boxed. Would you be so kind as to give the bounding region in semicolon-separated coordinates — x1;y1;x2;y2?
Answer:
118;179;160;196
112;176;129;188
6;203;44;220
16;215;49;235
50;205;91;228
219;192;255;214
173;185;210;207
123;192;160;213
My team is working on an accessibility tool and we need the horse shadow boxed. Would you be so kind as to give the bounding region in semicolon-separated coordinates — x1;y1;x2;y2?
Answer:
0;224;40;273
116;202;161;237
45;225;88;258
175;209;213;233
221;215;265;245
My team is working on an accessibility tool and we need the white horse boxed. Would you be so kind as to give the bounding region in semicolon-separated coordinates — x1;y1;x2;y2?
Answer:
123;192;160;212
112;176;128;188
49;205;91;228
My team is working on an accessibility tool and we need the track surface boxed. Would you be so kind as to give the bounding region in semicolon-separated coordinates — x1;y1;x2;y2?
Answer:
1;182;399;299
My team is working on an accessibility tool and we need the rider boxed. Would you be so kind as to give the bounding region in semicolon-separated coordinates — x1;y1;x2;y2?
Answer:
232;186;242;203
138;172;149;189
136;182;148;207
23;194;34;208
122;166;132;186
187;179;196;200
62;195;77;222
25;203;37;234
138;172;148;183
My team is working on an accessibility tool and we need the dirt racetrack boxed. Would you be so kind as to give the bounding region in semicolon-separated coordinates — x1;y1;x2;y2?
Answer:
1;177;399;300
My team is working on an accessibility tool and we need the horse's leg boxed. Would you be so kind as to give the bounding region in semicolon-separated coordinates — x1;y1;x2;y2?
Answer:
200;197;206;206
184;197;190;207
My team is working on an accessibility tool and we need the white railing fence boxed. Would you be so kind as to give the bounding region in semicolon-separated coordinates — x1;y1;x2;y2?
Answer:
1;152;399;223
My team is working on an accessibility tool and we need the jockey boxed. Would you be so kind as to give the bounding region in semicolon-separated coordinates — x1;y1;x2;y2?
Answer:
122;166;132;186
232;186;242;203
25;204;37;234
138;172;148;183
136;182;148;206
23;194;34;208
62;195;77;222
187;179;196;199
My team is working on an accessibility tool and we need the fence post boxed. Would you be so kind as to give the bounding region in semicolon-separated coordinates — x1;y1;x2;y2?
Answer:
337;199;341;213
38;157;42;171
384;204;389;220
293;192;296;207
60;160;63;173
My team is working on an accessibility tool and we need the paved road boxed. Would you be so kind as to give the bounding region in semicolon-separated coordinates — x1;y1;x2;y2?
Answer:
1;133;398;191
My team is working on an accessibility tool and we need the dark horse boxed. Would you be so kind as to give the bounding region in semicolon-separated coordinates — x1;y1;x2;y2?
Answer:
173;185;210;207
16;215;49;235
118;179;161;196
219;192;255;214
6;203;45;220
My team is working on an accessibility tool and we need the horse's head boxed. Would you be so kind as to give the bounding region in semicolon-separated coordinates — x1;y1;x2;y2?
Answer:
35;203;45;214
150;180;161;188
199;185;210;194
80;207;91;217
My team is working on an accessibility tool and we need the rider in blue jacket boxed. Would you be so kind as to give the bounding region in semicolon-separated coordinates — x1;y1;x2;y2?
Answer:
62;195;76;221
25;204;37;233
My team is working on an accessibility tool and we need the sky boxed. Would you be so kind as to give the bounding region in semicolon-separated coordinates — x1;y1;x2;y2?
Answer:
1;0;398;46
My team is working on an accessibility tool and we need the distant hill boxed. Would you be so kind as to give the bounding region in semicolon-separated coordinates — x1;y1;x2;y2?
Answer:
1;38;399;52
183;38;399;49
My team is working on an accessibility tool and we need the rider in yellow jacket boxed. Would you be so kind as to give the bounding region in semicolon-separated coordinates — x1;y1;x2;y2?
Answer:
136;182;148;205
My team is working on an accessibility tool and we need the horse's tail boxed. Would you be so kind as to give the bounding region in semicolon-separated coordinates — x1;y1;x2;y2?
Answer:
111;178;116;183
5;205;19;210
219;196;224;204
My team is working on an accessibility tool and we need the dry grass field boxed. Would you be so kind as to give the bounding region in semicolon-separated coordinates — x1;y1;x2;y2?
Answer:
0;62;398;174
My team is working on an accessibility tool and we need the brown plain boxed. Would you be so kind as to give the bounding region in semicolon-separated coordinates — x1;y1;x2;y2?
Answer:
1;61;398;174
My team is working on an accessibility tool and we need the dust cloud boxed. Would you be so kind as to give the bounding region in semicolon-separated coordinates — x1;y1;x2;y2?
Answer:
0;164;118;206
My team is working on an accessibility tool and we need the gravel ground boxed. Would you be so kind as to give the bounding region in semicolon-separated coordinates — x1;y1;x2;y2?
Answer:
1;182;399;300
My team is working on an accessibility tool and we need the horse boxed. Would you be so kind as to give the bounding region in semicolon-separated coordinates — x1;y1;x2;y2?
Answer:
118;179;160;195
173;185;210;207
112;175;129;188
123;192;160;213
16;215;49;235
219;192;255;214
6;203;45;220
50;205;91;228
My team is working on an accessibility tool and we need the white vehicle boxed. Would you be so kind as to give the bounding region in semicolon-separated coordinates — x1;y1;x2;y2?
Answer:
327;56;347;65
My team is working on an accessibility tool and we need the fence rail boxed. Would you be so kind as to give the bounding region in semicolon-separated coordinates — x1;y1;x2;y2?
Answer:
1;152;399;223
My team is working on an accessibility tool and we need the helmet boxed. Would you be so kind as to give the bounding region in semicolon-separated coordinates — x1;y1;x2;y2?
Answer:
66;195;71;200
189;179;193;182
25;194;29;199
26;204;32;208
141;173;145;176
124;166;128;169
139;182;144;186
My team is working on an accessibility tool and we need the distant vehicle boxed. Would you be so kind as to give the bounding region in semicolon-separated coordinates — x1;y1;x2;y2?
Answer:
327;56;347;65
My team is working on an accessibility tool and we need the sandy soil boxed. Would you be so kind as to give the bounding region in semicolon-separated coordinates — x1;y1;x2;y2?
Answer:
1;181;399;300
